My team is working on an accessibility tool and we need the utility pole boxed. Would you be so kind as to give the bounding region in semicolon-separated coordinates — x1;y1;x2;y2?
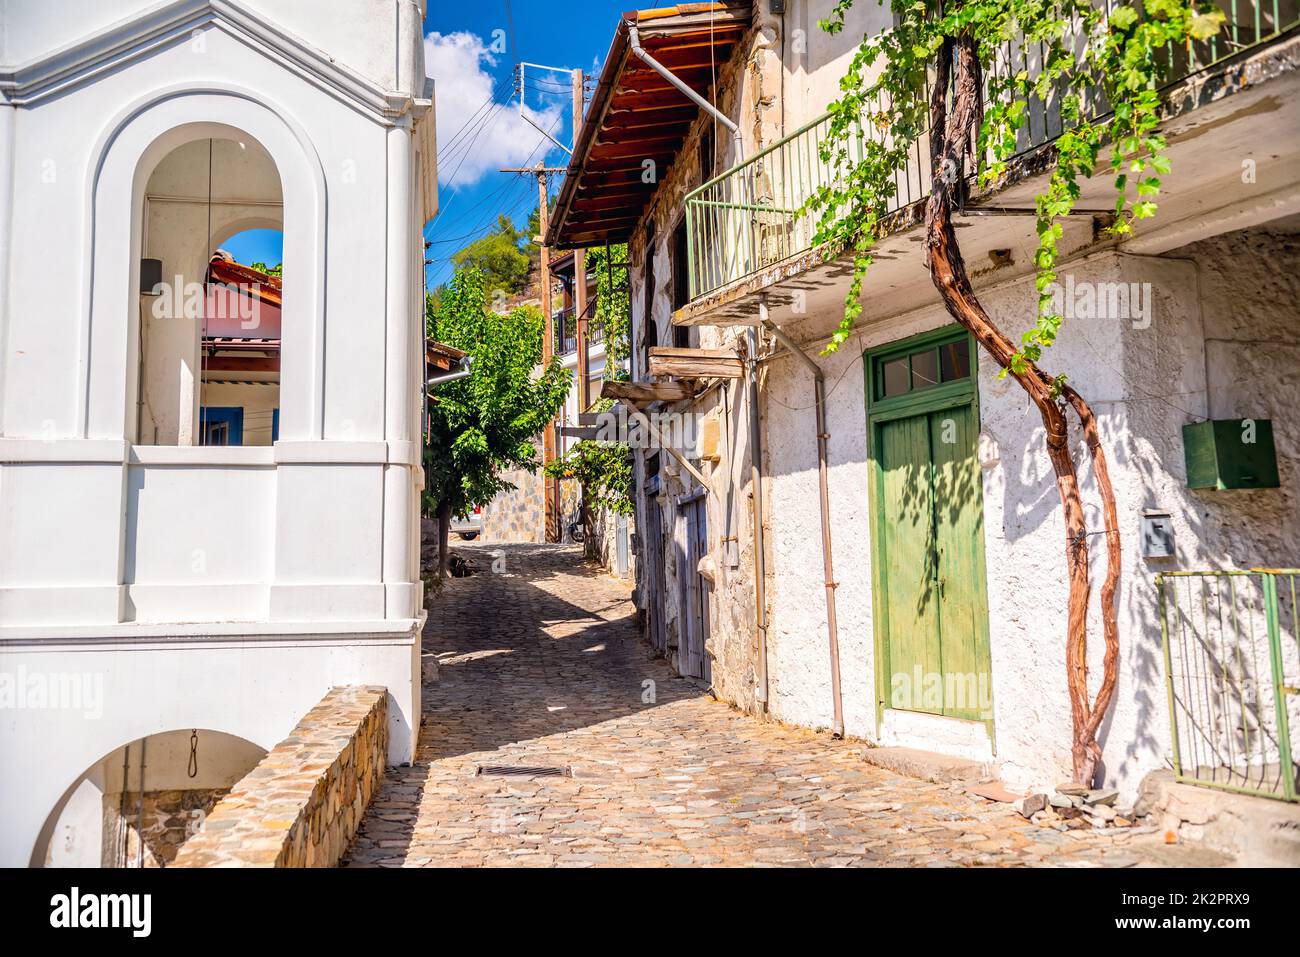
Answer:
572;68;590;413
500;163;566;542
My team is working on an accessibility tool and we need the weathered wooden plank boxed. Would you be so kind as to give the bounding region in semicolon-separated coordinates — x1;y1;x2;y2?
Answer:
558;426;601;440
648;346;743;379
600;379;695;403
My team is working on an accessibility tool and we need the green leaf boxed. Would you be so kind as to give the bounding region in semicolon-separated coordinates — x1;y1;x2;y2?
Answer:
1190;9;1226;40
1109;6;1138;30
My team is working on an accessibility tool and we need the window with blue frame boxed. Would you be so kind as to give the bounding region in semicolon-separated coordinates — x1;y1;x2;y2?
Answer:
199;407;244;446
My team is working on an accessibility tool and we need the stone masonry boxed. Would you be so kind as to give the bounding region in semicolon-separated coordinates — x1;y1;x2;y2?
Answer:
173;686;387;867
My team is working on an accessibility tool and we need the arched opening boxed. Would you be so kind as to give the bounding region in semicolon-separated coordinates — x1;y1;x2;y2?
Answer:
136;136;284;446
34;729;266;868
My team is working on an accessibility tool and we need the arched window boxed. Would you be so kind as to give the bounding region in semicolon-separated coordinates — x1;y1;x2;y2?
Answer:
136;137;283;446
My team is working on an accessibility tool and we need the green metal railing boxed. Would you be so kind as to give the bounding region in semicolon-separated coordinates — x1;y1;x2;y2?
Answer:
684;0;1300;300
1158;570;1300;802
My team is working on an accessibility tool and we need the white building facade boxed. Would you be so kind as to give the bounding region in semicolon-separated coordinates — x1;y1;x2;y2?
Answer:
0;0;436;866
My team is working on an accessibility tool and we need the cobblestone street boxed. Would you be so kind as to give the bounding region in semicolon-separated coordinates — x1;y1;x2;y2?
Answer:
344;544;1211;868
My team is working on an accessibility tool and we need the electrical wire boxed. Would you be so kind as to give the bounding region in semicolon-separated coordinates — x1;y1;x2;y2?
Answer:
425;107;568;289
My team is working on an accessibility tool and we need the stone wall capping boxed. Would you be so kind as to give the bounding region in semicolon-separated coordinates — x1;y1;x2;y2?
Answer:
172;686;387;867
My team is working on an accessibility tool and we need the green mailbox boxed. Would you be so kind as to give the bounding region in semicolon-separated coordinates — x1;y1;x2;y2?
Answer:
1182;419;1280;490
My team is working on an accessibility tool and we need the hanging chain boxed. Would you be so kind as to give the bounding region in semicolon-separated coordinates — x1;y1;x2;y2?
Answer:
187;729;199;779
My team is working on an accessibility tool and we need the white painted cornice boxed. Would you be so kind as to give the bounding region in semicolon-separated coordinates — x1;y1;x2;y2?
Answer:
0;0;415;123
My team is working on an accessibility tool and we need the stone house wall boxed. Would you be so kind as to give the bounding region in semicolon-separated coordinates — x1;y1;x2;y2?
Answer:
483;465;547;543
617;2;1300;803
100;787;230;868
757;234;1300;798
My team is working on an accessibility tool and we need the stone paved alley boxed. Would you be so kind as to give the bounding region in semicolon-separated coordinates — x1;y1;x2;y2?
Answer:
344;544;1217;868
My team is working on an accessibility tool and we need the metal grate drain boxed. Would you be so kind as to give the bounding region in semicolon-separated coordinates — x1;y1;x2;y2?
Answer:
477;764;571;778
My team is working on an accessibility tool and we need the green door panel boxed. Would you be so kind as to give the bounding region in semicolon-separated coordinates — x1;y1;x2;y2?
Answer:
879;414;942;715
928;406;989;720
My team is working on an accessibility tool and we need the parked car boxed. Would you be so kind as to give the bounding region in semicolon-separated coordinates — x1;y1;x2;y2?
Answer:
451;505;483;540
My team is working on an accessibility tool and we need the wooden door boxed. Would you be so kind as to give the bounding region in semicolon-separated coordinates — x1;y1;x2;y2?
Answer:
644;494;667;654
691;499;712;684
677;497;709;680
868;329;991;726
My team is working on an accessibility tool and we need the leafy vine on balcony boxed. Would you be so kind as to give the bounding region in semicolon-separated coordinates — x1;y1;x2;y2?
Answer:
811;0;1225;363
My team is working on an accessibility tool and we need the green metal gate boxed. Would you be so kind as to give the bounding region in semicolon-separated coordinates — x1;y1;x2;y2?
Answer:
1158;569;1300;801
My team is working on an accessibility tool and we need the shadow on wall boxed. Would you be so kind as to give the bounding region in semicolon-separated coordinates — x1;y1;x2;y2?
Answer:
987;226;1300;787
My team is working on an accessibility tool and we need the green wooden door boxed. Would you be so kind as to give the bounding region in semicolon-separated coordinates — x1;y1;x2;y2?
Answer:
879;414;942;708
867;329;992;727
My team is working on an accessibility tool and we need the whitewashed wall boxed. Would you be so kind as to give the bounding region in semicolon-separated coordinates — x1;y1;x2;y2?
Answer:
761;234;1300;799
0;1;431;866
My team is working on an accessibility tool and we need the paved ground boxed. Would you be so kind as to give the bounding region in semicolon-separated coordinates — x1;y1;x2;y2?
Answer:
344;543;1210;868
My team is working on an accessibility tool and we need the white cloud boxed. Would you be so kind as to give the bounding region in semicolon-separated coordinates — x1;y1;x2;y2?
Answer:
426;31;565;189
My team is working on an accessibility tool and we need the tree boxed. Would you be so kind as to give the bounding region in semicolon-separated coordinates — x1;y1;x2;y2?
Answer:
425;267;571;578
450;215;532;298
248;261;283;278
811;0;1222;784
545;243;634;527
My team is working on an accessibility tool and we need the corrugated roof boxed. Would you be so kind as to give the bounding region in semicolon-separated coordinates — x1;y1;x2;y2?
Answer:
546;2;751;250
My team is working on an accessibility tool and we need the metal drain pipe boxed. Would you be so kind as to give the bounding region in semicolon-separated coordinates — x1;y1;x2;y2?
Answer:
745;326;769;709
759;299;844;737
427;355;473;389
627;22;743;163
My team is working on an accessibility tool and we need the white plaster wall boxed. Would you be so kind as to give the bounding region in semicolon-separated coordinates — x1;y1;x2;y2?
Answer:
0;3;430;866
763;331;873;735
758;233;1300;801
44;777;104;868
773;0;892;132
1;632;419;866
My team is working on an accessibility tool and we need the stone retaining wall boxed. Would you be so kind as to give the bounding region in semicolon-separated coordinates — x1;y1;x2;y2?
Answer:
172;686;387;867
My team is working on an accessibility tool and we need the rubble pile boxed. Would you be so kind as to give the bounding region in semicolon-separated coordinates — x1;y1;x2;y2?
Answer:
1014;783;1156;834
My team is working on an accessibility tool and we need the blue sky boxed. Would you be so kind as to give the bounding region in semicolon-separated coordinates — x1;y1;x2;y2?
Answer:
421;0;631;291
225;2;630;285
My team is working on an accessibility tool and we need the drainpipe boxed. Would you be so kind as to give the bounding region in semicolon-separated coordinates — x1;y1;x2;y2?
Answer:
427;355;473;389
759;297;844;738
0;98;14;421
627;22;744;163
745;326;769;710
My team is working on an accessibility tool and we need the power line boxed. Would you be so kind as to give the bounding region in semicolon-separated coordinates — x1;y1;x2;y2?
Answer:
425;109;565;289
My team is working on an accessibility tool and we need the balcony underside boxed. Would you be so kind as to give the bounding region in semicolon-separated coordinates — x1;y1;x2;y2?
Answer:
674;32;1300;339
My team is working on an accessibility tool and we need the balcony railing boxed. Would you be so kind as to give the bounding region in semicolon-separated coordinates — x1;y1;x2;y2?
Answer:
553;306;606;357
684;0;1299;301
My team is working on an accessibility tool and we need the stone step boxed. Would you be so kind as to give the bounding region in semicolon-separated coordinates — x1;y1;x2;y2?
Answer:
860;746;989;786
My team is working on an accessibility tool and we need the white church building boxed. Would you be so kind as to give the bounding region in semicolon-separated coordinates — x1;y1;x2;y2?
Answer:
0;0;436;866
